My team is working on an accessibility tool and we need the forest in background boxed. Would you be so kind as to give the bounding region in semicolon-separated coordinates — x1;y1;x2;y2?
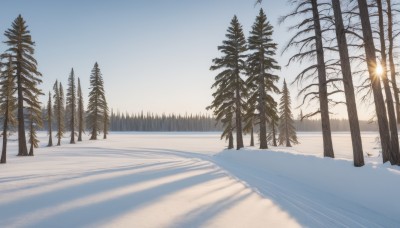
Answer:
99;111;378;132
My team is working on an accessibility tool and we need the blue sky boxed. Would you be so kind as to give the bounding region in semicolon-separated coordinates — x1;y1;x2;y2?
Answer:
0;0;373;120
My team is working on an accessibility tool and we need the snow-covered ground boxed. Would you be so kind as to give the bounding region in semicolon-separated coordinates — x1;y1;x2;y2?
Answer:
0;132;399;227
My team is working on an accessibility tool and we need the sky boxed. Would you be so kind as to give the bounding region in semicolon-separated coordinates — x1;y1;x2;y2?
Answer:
0;0;375;120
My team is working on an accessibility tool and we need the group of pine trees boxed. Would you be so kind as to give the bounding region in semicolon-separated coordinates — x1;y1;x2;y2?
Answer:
262;0;400;167
46;62;109;148
0;15;110;164
208;9;298;151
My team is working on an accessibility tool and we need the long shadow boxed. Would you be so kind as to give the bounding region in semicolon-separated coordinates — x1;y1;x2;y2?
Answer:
174;190;251;227
28;169;226;228
0;162;171;194
213;157;400;227
0;161;211;226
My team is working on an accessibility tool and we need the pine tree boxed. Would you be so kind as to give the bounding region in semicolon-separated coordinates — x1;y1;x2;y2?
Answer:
77;77;84;141
278;79;298;147
87;62;107;140
66;68;77;144
47;92;53;146
4;15;42;156
209;15;247;150
27;94;43;156
246;8;280;149
53;80;65;146
0;55;17;163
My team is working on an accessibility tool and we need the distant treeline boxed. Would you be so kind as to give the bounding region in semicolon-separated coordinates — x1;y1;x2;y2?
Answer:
110;111;222;131
295;119;378;132
107;111;378;132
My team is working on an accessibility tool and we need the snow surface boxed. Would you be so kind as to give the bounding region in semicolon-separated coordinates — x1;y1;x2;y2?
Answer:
0;132;399;227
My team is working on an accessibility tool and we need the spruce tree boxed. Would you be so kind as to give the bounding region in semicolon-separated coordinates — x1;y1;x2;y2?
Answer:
209;15;247;150
77;77;84;141
0;55;17;163
66;68;77;144
47;92;53;146
87;62;107;140
53;80;65;146
4;15;42;156
27;94;43;156
278;79;298;147
246;9;280;149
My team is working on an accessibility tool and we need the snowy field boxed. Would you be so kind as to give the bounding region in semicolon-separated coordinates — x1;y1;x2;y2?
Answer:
0;132;399;228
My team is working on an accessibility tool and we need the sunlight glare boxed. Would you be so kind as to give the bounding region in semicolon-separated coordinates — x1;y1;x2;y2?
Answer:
376;63;383;77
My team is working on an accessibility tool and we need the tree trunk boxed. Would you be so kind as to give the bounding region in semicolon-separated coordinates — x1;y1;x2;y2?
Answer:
228;132;234;149
29;142;33;156
259;51;268;149
272;121;277;146
386;0;400;125
48;110;53;147
331;0;364;166
311;0;334;158
28;122;34;156
103;116;107;139
78;106;83;141
1;113;8;163
57;99;61;146
70;112;75;144
377;0;400;165
235;72;244;150
285;111;291;147
357;0;392;163
16;51;28;156
250;127;254;146
90;96;98;140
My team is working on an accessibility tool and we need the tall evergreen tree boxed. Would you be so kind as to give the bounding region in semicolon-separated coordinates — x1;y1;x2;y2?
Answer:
47;92;53;146
77;77;84;141
0;55;17;163
246;9;280;149
4;15;42;156
209;15;247;150
66;68;77;144
278;79;298;147
27;94;43;156
53;80;65;146
87;62;107;140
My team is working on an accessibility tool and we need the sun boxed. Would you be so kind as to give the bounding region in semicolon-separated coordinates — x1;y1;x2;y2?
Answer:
376;63;383;76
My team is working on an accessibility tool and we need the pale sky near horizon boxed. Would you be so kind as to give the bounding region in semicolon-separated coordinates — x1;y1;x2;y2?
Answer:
0;0;377;120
